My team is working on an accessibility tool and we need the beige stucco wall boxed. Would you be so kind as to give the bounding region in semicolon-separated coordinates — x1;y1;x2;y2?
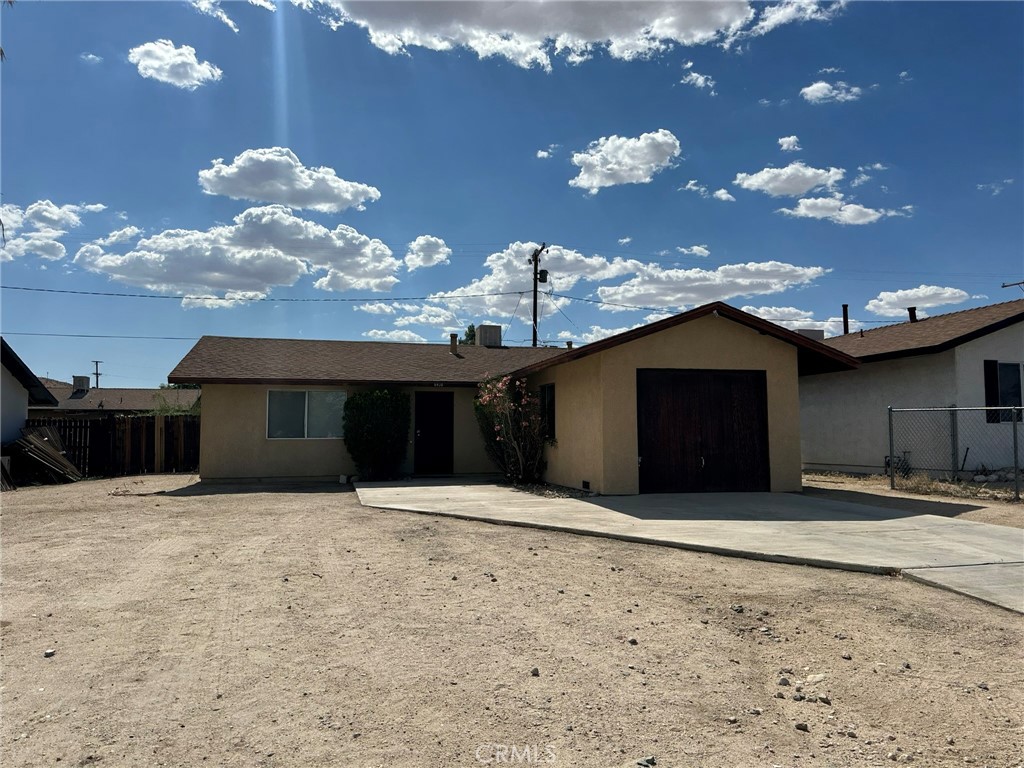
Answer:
199;383;496;481
531;315;802;494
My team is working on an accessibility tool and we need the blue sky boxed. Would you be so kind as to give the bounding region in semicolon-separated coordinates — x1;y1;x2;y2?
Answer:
1;0;1021;387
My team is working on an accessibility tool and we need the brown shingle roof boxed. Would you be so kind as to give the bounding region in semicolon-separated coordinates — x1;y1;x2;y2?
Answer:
510;302;859;377
824;299;1024;361
32;385;200;413
168;336;568;386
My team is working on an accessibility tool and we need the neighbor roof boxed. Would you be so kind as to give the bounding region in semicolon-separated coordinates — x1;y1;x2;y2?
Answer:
510;302;859;377
168;336;568;386
1;338;59;406
31;384;201;413
824;298;1024;362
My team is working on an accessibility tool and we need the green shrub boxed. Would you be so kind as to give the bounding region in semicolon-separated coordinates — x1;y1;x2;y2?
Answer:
343;389;411;480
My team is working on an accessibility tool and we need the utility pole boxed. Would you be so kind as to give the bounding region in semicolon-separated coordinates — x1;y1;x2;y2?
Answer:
530;243;549;347
91;360;103;389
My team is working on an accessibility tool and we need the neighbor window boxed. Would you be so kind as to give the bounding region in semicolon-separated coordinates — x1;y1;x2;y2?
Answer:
267;390;346;438
539;383;555;439
984;360;1023;423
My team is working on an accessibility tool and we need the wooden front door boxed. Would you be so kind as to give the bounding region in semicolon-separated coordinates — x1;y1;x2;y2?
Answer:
414;391;454;475
637;369;770;493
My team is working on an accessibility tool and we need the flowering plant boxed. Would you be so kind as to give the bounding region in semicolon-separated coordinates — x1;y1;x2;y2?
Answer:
474;376;550;484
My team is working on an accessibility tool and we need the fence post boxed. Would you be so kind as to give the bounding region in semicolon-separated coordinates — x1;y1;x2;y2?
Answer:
888;406;895;490
949;406;959;481
1014;407;1021;503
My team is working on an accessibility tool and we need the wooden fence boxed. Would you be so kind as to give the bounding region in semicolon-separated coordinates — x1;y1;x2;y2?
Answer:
24;414;200;478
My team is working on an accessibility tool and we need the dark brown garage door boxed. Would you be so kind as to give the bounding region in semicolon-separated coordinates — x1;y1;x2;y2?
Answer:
637;369;770;493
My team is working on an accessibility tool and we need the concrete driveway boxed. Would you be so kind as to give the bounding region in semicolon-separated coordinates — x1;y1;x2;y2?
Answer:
354;480;1024;613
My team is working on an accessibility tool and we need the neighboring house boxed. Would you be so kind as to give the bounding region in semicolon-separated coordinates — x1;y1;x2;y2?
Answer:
1;338;59;443
800;298;1024;474
168;304;856;493
29;377;200;418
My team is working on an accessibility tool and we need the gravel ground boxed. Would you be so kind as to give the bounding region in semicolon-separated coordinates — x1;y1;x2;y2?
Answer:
1;476;1022;768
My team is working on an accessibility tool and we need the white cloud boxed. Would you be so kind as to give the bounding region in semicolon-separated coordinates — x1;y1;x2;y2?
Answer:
741;305;860;336
430;241;640;317
778;135;801;152
818;66;843;74
977;179;1014;196
734;161;844;197
93;225;144;247
597;261;828;311
181;291;267;309
898;70;912;82
851;162;887;187
865;285;970;317
353;302;397;314
128;40;222;90
307;2;759;71
363;329;427;343
677;244;711;257
191;0;238;32
713;188;736;202
198;147;380;213
80;52;103;64
680;61;716;95
404;234;451;271
536;143;559;159
569;129;680;194
560;324;645;344
393;304;457;327
681;179;710;197
744;0;844;37
73;205;401;305
800;80;862;103
779;194;911;225
0;200;106;262
618;236;632;245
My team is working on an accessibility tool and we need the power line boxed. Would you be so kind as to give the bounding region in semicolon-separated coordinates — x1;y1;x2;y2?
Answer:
1;285;526;303
2;332;199;340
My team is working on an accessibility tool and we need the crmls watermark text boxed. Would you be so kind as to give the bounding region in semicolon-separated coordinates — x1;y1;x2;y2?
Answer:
474;744;557;764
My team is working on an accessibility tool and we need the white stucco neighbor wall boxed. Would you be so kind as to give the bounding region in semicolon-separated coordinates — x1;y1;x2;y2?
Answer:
952;323;1024;472
800;350;956;473
1;365;29;444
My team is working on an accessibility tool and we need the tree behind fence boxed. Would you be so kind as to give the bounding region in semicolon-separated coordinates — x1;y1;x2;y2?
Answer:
25;414;200;477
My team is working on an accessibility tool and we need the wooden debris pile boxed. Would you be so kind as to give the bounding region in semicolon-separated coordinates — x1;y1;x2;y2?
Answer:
1;426;83;489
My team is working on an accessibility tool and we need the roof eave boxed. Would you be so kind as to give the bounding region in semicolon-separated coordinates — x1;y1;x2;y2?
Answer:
509;302;859;377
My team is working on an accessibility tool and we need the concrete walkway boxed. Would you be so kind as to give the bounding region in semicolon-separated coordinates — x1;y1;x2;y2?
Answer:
354;480;1024;613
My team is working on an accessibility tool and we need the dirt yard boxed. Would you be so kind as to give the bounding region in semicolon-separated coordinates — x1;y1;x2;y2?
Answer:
2;477;1021;768
803;472;1023;528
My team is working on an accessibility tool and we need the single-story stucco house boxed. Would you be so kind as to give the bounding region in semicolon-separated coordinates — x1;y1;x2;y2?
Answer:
168;302;857;493
28;377;200;418
1;338;59;444
800;298;1024;474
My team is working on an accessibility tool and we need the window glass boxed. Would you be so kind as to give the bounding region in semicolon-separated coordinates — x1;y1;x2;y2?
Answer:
307;390;346;438
997;362;1023;421
268;391;306;438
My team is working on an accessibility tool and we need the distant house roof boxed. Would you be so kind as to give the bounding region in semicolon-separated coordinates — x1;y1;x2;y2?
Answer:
32;384;200;413
168;336;568;386
824;299;1024;362
1;338;59;406
510;302;859;377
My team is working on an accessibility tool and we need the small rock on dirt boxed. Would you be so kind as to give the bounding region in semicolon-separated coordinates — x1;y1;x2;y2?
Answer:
795;722;809;732
43;649;56;658
778;677;791;686
530;667;540;677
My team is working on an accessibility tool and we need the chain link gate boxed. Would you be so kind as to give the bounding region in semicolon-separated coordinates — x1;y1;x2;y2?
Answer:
887;406;1022;501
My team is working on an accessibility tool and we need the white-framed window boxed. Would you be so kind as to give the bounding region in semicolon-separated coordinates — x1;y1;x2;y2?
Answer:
267;390;346;439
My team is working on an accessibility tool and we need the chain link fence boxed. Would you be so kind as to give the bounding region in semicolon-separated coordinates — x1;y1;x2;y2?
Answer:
888;406;1022;501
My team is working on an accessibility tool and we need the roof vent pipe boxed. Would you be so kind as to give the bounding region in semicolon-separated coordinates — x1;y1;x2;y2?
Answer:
449;333;458;354
842;304;849;335
908;306;918;323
